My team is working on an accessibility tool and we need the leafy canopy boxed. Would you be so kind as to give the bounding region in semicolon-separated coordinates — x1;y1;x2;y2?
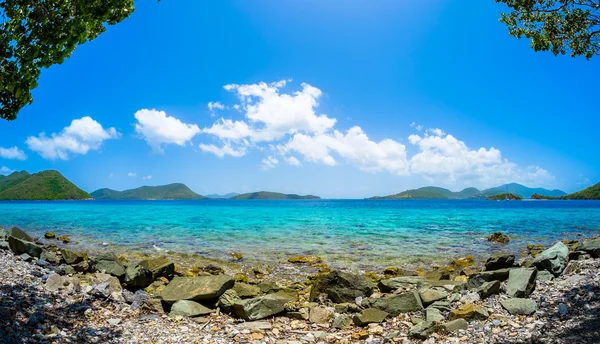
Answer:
0;0;135;121
497;0;600;59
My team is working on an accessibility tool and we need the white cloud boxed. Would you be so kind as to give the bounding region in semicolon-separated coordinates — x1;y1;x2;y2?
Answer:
261;156;279;170
134;109;200;152
202;119;254;141
143;175;152;180
285;156;301;166
199;143;246;158
128;172;136;177
426;128;444;136
26;116;119;160
208;102;225;111
0;166;14;175
0;146;27;160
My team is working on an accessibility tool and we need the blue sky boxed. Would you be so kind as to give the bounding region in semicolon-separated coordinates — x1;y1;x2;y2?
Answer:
1;0;598;198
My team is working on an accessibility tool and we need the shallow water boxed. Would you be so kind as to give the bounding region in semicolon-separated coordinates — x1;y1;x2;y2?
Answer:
1;199;600;270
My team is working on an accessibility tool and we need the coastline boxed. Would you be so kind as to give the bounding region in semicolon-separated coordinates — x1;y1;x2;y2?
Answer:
2;225;600;342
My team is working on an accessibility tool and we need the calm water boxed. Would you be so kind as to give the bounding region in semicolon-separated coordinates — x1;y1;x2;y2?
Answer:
1;200;600;270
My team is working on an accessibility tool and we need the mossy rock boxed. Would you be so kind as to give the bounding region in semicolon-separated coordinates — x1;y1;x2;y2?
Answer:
44;232;56;239
365;271;381;282
487;232;510;244
288;255;323;265
451;256;474;268
58;236;71;244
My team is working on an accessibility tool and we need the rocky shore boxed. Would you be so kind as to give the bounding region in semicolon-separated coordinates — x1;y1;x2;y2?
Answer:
1;227;600;343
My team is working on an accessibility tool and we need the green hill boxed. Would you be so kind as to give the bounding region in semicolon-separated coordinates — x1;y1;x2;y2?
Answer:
486;193;523;200
230;191;320;200
556;182;600;200
0;170;91;200
91;183;206;200
370;183;566;200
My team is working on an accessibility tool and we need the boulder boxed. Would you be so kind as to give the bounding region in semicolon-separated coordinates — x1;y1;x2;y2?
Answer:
8;236;42;258
487;232;509;244
440;319;468;333
485;253;515;271
46;273;78;292
425;308;444;322
7;227;34;242
500;298;537;315
233;282;261;299
419;288;448;305
536;270;555;282
93;273;123;300
161;275;234;303
477;280;501;299
449;304;489;321
577;240;600;257
533;241;569;276
124;264;153;289
61;249;84;265
466;269;510;289
352;308;388;326
91;252;126;278
40;250;59;264
139;257;175;280
309;271;374;303
378;276;427;292
169;300;214;317
217;289;241;312
332;314;353;329
506;268;537;298
309;306;334;324
233;293;289;320
367;291;423;316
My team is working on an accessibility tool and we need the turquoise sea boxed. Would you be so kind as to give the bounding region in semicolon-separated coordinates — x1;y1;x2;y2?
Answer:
1;200;600;270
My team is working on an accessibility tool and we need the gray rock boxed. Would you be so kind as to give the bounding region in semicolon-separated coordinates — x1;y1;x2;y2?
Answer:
237;321;273;330
309;270;375;303
352;308;388;326
425;308;444;322
233;282;261;299
477;280;501;298
46;273;78;292
309;306;333;324
536;270;555;282
367;291;423;316
91;252;126;278
161;275;234;303
139;257;175;280
449;304;489;321
409;321;435;339
40;250;59;264
440;319;468;333
485;253;515;271
332;314;353;329
233;293;289;320
93;273;124;300
377;276;428;292
419;288;447;305
169;300;214;317
0;241;8;250
466;269;510;289
506;268;537;298
124;264;153;289
428;301;451;312
577;239;600;257
533;241;569;276
7;227;33;242
19;253;33;261
217;289;241;312
500;298;537;315
60;249;84;265
8;236;42;258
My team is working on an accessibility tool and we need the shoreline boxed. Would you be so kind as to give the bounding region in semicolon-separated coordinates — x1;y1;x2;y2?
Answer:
2;225;600;342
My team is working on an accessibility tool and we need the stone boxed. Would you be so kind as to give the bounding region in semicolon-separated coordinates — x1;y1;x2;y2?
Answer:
309;306;333;324
19;253;33;261
440;319;468;333
73;260;90;273
257;281;280;294
233;282;261;299
466;269;510;289
419;288;448;305
238;321;272;330
428;301;451;313
93;273;123;300
46;273;77;292
533;241;569;276
107;318;121;326
367;291;423;316
40;250;59;264
577;239;600;257
477;280;501;298
485;253;515;271
44;232;56;239
288;255;322;264
563;260;585;275
334;302;362;313
7;227;33;242
332;314;353;329
8;236;42;258
500;298;537;315
217;289;241;312
537;270;555;282
58;235;71;244
353;308;388;326
423;268;450;281
201;264;224;275
451;256;474;268
309;270;375;303
124;264;153;289
144;298;165;313
527;244;544;257
449;304;489;321
169;300;214;317
233;293;290;320
425;308;444;322
139;257;175;280
161;275;234;303
0;242;8;250
409;321;435;339
61;249;84;265
506;268;537;298
91;252;126;278
64;265;75;275
377;276;427;292
487;232;510;244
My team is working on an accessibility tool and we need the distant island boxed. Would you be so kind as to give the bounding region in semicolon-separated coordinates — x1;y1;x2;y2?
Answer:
205;193;240;199
531;182;600;200
91;183;206;200
370;183;567;200
0;170;91;200
230;191;320;200
486;193;523;201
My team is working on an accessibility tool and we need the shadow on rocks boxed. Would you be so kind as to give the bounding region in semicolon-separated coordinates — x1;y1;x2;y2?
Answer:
0;282;122;344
